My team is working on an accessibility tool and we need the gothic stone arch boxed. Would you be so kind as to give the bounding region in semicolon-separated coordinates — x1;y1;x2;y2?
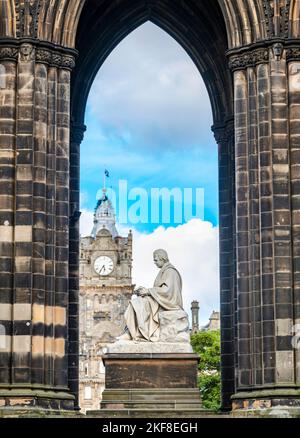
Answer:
0;0;300;415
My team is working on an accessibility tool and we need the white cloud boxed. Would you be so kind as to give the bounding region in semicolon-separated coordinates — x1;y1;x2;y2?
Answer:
79;22;219;329
80;211;219;326
86;21;213;151
80;191;89;208
80;209;94;237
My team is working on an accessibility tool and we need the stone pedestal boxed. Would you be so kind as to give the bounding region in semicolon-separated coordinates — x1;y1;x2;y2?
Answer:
98;345;202;415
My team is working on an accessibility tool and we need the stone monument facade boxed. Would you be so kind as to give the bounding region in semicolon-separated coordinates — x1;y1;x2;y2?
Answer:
202;311;221;332
79;189;133;412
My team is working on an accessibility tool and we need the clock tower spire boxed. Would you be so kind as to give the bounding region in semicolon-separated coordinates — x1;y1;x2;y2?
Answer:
91;177;118;238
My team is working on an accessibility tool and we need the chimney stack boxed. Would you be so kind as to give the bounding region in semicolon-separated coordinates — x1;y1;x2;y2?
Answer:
191;300;200;333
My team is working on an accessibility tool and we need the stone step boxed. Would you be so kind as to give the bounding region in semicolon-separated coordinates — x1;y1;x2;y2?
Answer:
87;409;227;419
101;400;202;410
102;388;202;402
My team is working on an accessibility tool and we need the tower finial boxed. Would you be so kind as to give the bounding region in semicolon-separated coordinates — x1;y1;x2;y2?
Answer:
91;172;118;238
103;169;110;191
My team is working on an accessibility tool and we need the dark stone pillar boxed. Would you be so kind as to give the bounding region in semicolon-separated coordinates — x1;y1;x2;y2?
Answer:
0;40;77;411
213;121;236;411
69;123;86;410
0;47;18;390
228;43;300;415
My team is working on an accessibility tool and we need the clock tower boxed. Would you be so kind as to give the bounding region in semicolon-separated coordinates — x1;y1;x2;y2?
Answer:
79;187;134;412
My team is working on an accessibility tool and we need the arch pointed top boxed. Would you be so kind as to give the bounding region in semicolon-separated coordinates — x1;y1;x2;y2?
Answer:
38;0;270;49
36;0;275;50
0;0;290;48
0;2;299;50
0;1;298;125
71;0;233;126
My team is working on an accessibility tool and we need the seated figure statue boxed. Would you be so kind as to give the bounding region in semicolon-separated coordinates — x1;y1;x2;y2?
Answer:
118;249;190;343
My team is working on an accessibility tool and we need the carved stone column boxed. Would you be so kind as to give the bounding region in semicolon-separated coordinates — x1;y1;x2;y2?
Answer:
69;123;86;410
229;42;300;414
0;40;77;411
213;121;236;411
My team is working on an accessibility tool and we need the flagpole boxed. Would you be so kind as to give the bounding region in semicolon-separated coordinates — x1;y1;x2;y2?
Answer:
103;169;109;194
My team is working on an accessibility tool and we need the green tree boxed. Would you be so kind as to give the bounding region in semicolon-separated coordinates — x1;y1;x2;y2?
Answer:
190;329;221;410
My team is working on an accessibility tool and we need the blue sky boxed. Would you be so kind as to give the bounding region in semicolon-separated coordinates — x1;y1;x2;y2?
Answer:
80;22;218;234
79;22;220;324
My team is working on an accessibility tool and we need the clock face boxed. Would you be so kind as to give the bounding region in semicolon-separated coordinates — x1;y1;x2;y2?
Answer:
94;256;114;276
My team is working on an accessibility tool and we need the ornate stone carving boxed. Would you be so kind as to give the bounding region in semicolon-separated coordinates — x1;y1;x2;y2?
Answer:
273;42;284;61
281;0;291;38
263;0;291;39
0;47;19;61
15;0;24;37
35;48;76;70
19;43;35;62
263;0;274;38
228;42;300;71
213;128;227;145
0;43;76;70
52;53;63;69
213;129;228;145
35;49;52;64
70;210;82;227
212;120;234;145
29;0;41;38
70;124;87;144
50;53;76;70
16;0;41;38
286;47;300;61
61;55;76;70
228;48;269;71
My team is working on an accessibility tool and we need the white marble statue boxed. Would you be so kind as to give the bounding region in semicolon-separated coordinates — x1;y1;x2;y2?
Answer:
118;249;190;344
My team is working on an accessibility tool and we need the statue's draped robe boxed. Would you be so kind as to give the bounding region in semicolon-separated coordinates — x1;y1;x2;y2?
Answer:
125;262;183;341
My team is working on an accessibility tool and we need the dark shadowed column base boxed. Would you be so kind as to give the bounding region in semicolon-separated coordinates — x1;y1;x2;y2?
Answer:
0;387;75;412
0;409;83;418
232;389;300;417
94;353;203;416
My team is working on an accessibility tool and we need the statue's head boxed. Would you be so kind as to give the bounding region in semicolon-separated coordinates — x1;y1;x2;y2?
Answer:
153;249;169;268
